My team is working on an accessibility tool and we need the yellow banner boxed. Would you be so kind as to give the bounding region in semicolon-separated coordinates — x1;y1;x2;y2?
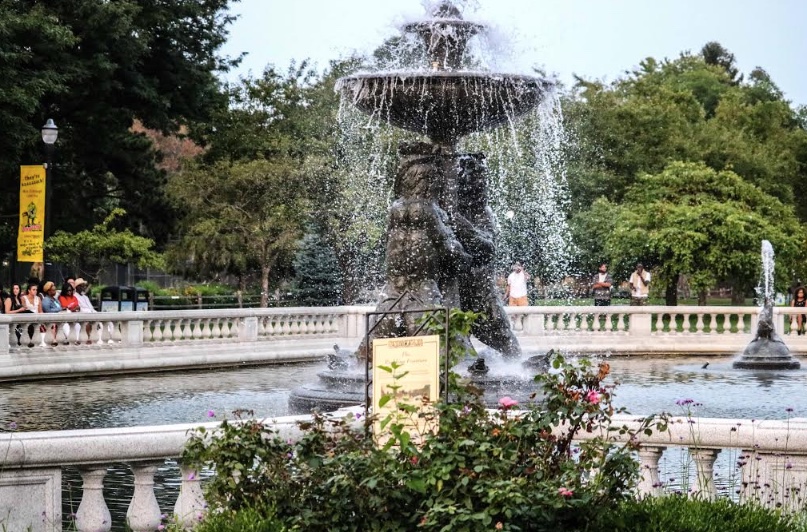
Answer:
17;165;46;263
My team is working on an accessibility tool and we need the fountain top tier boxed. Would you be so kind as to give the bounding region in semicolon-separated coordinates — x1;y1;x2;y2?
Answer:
336;1;553;145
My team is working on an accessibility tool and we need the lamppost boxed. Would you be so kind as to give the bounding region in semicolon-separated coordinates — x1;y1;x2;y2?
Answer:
41;118;58;280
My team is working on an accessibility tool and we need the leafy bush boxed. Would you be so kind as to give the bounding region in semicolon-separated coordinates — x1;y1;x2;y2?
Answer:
590;495;806;532
184;351;664;531
167;505;287;532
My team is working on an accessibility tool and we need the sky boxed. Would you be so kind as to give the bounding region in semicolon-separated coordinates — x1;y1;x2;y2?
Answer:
220;0;807;106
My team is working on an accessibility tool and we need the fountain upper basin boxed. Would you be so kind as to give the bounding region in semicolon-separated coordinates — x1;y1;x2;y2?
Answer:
337;72;553;143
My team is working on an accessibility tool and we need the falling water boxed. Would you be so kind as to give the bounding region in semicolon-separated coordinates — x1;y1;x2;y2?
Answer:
758;240;775;305
334;5;576;301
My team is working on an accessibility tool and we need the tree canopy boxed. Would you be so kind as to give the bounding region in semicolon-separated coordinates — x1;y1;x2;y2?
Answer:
0;0;238;263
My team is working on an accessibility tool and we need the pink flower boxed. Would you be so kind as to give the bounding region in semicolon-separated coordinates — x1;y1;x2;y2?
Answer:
498;396;518;409
206;410;215;418
558;487;574;497
585;390;601;405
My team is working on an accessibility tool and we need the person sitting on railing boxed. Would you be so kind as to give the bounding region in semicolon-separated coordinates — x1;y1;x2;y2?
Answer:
41;281;66;346
21;281;42;347
75;278;109;344
58;282;82;344
4;284;28;345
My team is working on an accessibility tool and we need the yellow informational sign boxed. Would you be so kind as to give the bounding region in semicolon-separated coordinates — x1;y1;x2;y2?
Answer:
17;165;47;263
372;335;440;444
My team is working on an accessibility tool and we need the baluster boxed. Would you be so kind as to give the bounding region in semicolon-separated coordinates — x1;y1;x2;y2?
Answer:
315;316;325;335
695;313;705;333
107;321;119;344
152;320;164;342
637;446;665;497
75;466;112;532
182;319;193;340
142;320;152;342
210;318;222;339
681;313;691;334
174;463;206;528
170;319;181;341
689;448;719;500
290;316;301;335
126;461;163;532
202;318;212;339
192;319;203;340
37;321;48;347
281;318;291;336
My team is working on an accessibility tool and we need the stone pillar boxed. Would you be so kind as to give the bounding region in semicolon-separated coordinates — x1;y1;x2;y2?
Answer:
0;322;9;354
629;312;653;337
173;464;206;529
689;448;719;500
126;461;163;532
637;446;664;497
76;466;111;532
523;313;544;335
238;316;258;342
121;320;143;347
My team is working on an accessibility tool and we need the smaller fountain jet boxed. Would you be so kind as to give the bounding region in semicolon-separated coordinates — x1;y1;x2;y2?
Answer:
733;241;800;370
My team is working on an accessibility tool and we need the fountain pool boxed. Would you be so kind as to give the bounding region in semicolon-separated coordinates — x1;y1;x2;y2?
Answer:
2;357;804;432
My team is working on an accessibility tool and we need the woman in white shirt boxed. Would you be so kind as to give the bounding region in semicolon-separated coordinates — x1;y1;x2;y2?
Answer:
21;283;41;347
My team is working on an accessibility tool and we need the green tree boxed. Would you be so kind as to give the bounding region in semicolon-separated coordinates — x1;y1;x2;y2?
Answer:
167;159;308;307
603;162;806;305
46;209;163;284
564;48;807;214
292;225;343;306
0;0;238;259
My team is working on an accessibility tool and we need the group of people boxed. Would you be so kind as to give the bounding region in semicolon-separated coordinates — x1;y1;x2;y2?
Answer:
591;262;651;306
503;261;652;307
0;276;98;346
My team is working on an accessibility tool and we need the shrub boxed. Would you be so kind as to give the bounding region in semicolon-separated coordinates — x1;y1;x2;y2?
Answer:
183;351;664;531
166;505;287;532
590;495;806;532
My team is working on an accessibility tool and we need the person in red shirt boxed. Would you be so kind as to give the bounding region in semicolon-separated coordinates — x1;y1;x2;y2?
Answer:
58;282;81;343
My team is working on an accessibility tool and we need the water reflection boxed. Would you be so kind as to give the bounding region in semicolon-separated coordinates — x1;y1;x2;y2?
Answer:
606;356;807;419
0;362;319;431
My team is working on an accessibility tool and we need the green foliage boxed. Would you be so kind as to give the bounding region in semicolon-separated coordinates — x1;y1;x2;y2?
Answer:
291;225;342;306
183;355;665;531
0;0;238;258
166;505;287;532
167;158;308;305
600;162;806;300
590;495;805;532
565;45;807;282
46;208;163;283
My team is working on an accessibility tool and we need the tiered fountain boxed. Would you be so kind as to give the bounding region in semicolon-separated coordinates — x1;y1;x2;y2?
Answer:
290;1;554;411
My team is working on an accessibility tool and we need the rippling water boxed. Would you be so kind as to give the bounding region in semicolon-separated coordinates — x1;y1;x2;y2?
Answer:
2;356;805;529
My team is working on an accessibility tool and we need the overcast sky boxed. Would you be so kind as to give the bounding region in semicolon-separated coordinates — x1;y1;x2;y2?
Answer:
220;0;807;106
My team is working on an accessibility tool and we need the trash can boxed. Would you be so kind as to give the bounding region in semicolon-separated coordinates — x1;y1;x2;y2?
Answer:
134;287;150;311
119;286;135;311
100;286;135;312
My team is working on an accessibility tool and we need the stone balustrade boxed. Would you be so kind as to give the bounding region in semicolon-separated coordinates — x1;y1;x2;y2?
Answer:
1;305;807;381
3;413;807;530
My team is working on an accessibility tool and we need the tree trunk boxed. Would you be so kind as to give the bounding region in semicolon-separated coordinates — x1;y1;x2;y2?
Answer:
261;264;270;308
697;289;708;306
665;274;679;306
731;285;745;305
